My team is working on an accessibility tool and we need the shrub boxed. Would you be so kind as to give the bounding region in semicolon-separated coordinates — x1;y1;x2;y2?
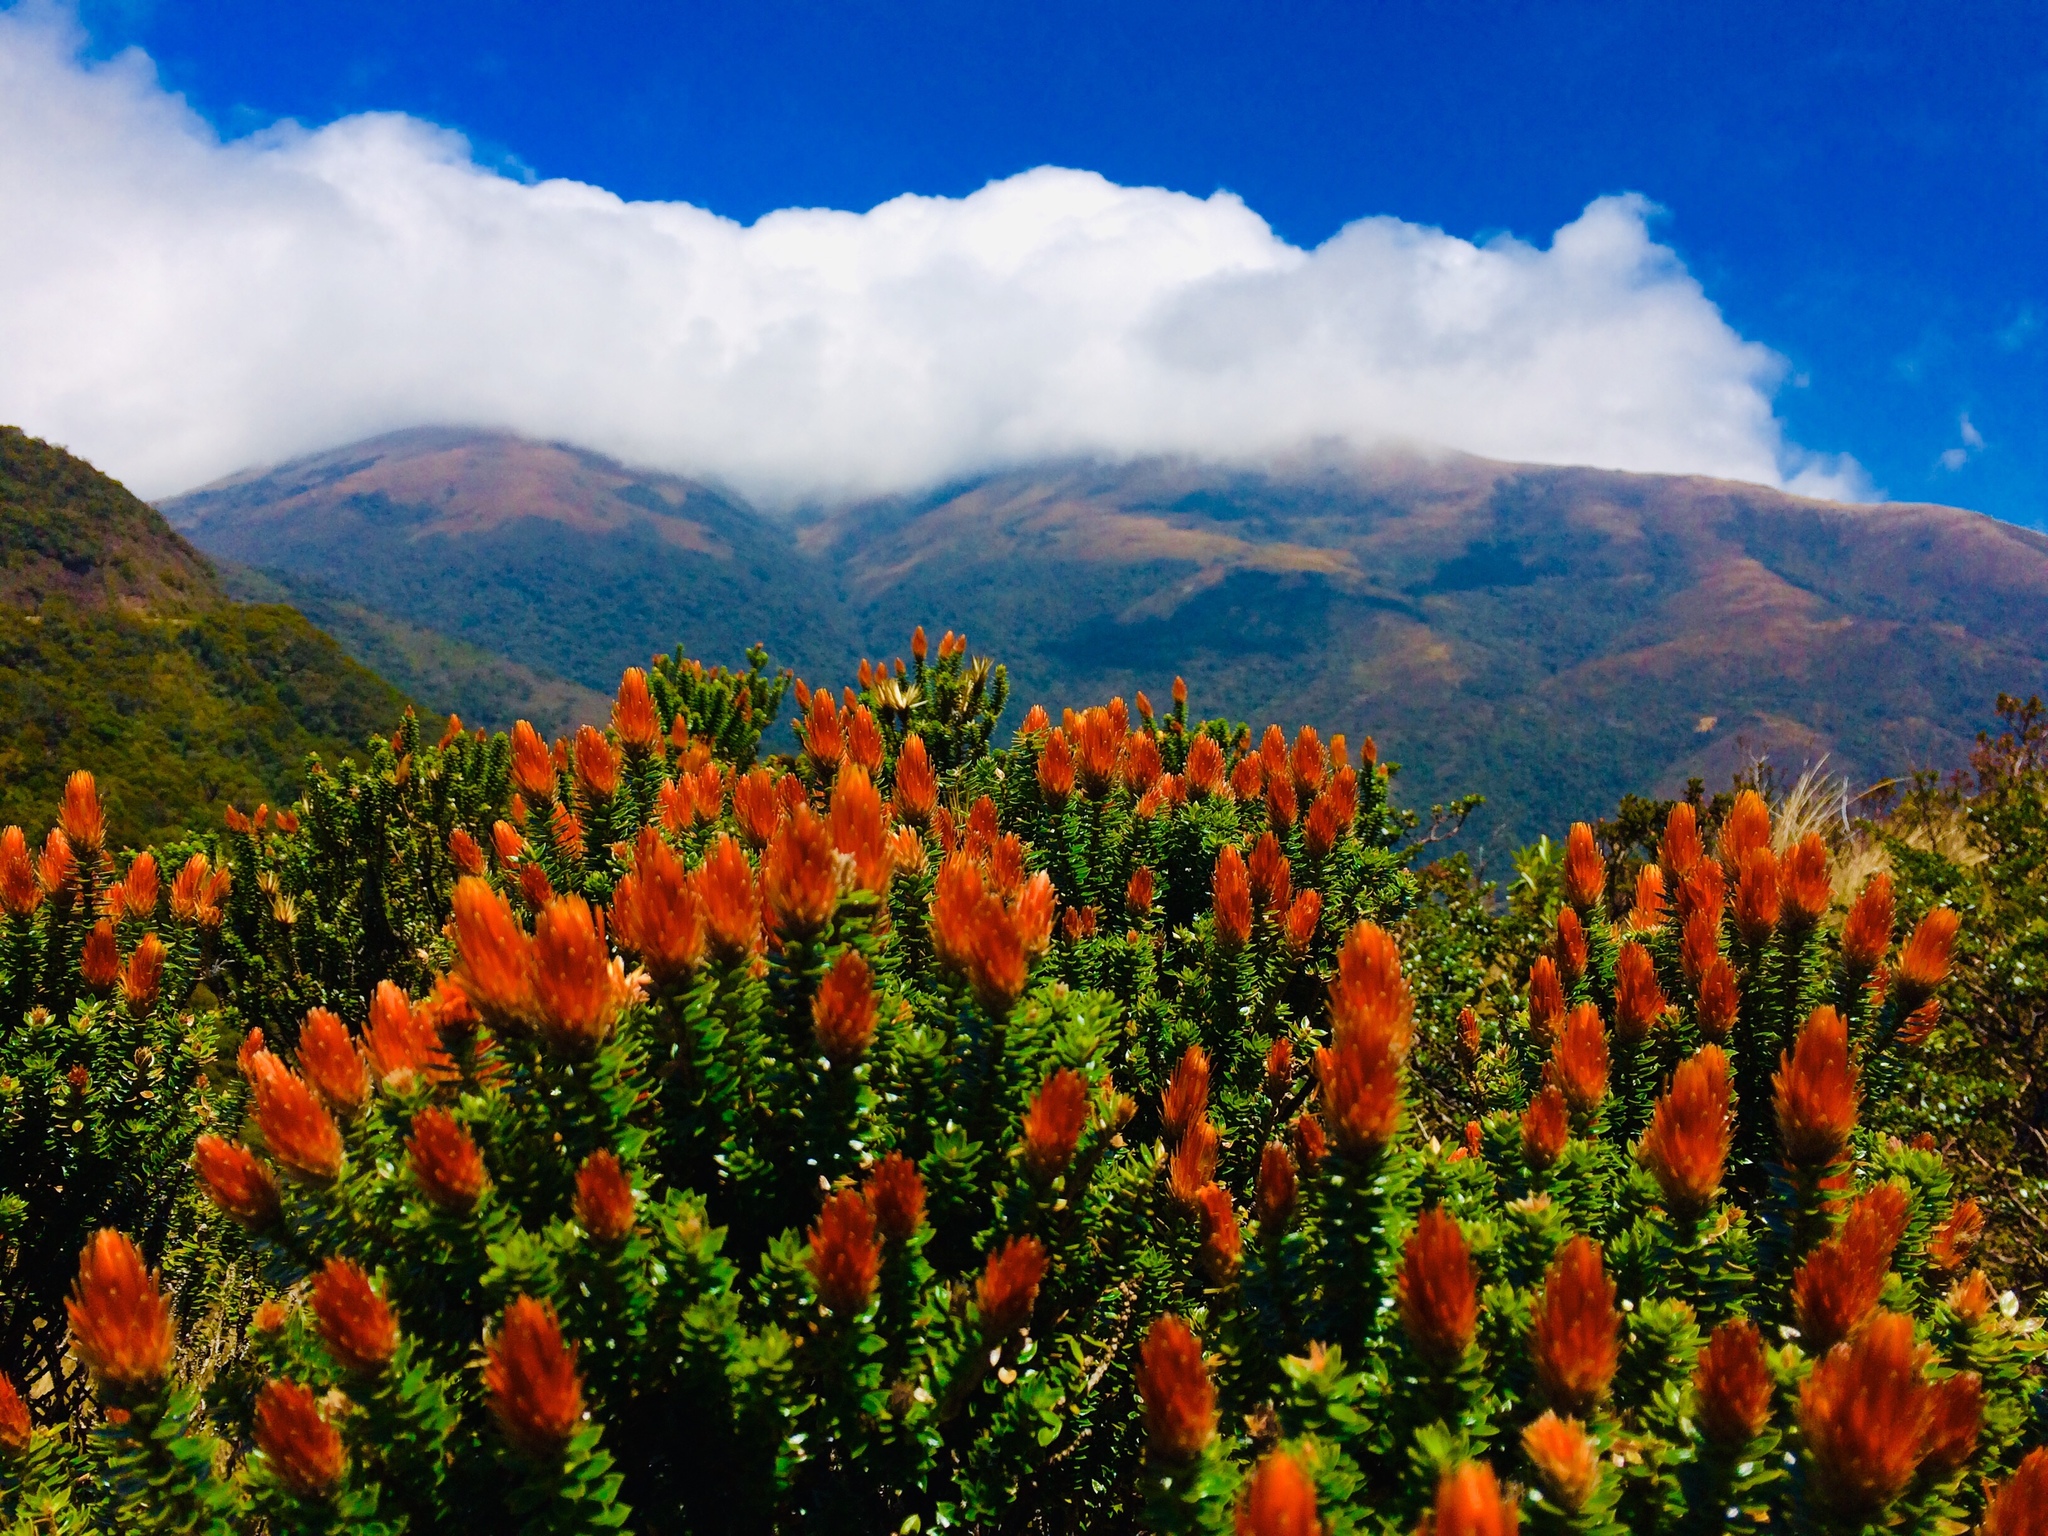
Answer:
2;639;2044;1535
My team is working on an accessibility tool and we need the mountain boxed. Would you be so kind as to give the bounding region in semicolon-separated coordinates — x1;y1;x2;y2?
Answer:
0;426;411;847
160;428;2048;851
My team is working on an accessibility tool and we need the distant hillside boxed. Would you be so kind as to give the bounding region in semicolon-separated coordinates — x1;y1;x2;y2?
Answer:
0;427;411;846
162;429;2048;850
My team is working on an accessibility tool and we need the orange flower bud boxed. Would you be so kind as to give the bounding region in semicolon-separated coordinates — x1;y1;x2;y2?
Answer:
801;688;845;774
611;828;706;983
1457;1006;1482;1065
1613;941;1668;1043
611;667;662;754
1638;1046;1731;1215
1136;1315;1215;1463
1256;1142;1297;1230
805;1188;879;1314
0;826;38;916
1125;731;1164;794
1398;1207;1478;1367
451;877;536;1030
763;805;837;940
1531;1236;1620;1416
812;949;878;1064
1734;849;1780;946
1693;1317;1772;1446
1895;907;1960;1011
1983;1447;2048;1535
1303;791;1344;860
1927;1198;1985;1272
65;1229;173;1391
1719;788;1771;868
977;1234;1048;1335
1265;773;1298;830
1679;907;1719;985
1921;1371;1983;1476
1330;920;1413;1057
1841;872;1894;975
119;932;166;1011
1526;955;1565;1049
1628;864;1668;932
1661;801;1704;881
1522;1411;1600;1512
37;828;76;900
60;770;104;852
1948;1270;1994;1325
1696;956;1739;1039
1420;1462;1518;1536
696;833;762;960
1265;1036;1294;1096
1292;1112;1327;1166
1775;1006;1858;1169
407;1107;486;1212
250;1055;344;1183
0;1371;28;1456
295;1008;367;1116
1023;1068;1088;1180
510;720;556;800
1036;728;1076;805
1522;1085;1570;1169
1283;889;1321;953
485;1296;584;1458
892;734;937;826
1793;1182;1909;1351
80;918;119;992
311;1257;398;1374
1798;1311;1932;1517
569;1149;636;1245
254;1378;345;1495
1125;865;1155;918
1781;833;1832;929
1213;845;1252;952
1563;822;1604;911
1316;1030;1401;1159
1185;734;1226;799
193;1135;281;1229
1549;1004;1608;1121
911;625;929;663
1236;1448;1320;1536
532;895;622;1056
1554;905;1587;984
121;852;159;919
1249;831;1291;913
864;1152;925;1242
1169;1116;1221;1206
1195;1184;1242;1281
1018;702;1050;734
1160;1046;1210;1143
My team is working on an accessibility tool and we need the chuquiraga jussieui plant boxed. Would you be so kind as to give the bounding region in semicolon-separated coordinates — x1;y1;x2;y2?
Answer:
3;626;2046;1536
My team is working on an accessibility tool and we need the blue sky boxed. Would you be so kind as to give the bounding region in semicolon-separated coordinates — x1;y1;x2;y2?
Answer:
32;1;2048;522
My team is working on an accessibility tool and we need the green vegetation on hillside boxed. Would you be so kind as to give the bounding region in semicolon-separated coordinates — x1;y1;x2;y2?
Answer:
0;427;410;846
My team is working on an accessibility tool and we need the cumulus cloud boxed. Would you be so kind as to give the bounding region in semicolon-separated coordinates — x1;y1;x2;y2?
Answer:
0;6;1869;503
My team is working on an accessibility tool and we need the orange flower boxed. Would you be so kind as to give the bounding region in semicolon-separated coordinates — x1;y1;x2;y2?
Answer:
1696;957;1739;1040
864;1153;926;1242
1125;865;1156;919
510;719;557;800
828;763;893;894
532;895;623;1056
1921;1371;1983;1476
1531;1236;1620;1416
1265;1036;1294;1096
1303;792;1345;860
1563;822;1605;911
1075;708;1124;798
254;1379;345;1495
1678;908;1719;985
1522;1411;1600;1512
1231;752;1265;802
1718;788;1772;869
1676;856;1727;928
121;852;159;919
193;1135;281;1229
1126;731;1165;793
611;667;662;754
1661;801;1704;880
0;1371;28;1456
1781;833;1832;929
65;1230;173;1390
1330;920;1413;1057
1614;942;1667;1043
1265;774;1298;830
696;834;762;960
492;819;525;865
0;826;37;915
1798;1311;1932;1517
1628;864;1668;932
977;1234;1049;1335
1136;1315;1215;1463
1283;890;1321;953
1982;1447;2048;1536
801;687;845;773
79;919;119;992
1316;1029;1401;1160
1170;1116;1221;1205
727;767;778;849
1161;1046;1211;1142
911;626;930;664
60;770;104;852
1398;1207;1478;1367
1457;1006;1482;1065
1256;1142;1297;1230
407;1107;486;1212
451;877;536;1030
1037;728;1076;805
1693;1318;1772;1446
1775;1006;1858;1169
1733;850;1780;946
1023;1068;1088;1180
119;932;166;1011
548;803;586;863
1420;1462;1518;1536
1895;907;1960;1011
1793;1182;1910;1350
1527;955;1565;1047
485;1297;584;1458
763;805;838;940
1554;905;1587;984
1213;845;1252;952
362;979;445;1092
250;1055;344;1183
1927;1199;1985;1272
1549;1004;1609;1121
1293;1112;1328;1166
1236;1448;1321;1536
297;1008;368;1115
1186;734;1227;799
311;1257;398;1374
1948;1270;1994;1325
813;949;878;1064
1249;831;1291;913
444;825;486;878
1638;1045;1731;1216
566;1149;636;1245
1195;1184;1242;1281
805;1188;879;1313
893;734;938;826
611;828;706;983
1522;1085;1570;1169
37;827;76;900
1841;872;1894;975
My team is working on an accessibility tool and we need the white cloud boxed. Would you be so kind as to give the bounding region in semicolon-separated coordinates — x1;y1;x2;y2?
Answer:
0;5;1871;504
1938;411;1985;471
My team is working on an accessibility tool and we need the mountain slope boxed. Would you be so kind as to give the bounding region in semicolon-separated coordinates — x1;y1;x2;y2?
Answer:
0;426;411;846
161;430;2048;848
